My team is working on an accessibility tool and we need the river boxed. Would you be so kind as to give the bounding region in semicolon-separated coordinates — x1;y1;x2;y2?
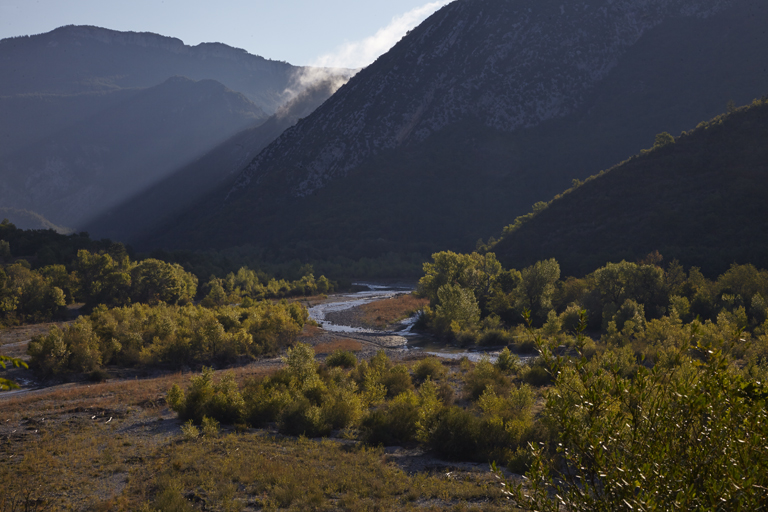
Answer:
308;283;513;362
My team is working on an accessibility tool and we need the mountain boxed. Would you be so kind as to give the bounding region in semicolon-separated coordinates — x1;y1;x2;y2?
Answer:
82;78;347;243
0;208;72;234
490;97;768;277
0;76;266;227
144;0;768;262
0;25;351;231
0;25;305;113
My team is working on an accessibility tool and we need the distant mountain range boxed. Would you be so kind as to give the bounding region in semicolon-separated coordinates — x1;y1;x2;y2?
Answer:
143;0;768;262
0;25;348;230
491;97;768;276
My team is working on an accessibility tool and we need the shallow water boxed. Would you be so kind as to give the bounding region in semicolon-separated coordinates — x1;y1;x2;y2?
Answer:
310;283;523;362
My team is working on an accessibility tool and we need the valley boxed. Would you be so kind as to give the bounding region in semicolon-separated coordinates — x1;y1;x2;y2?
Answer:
3;0;768;509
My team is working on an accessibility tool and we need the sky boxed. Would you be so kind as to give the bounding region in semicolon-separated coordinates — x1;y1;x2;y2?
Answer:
0;0;453;67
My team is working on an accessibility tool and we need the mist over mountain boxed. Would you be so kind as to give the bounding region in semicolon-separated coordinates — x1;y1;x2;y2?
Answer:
146;0;768;261
83;78;346;243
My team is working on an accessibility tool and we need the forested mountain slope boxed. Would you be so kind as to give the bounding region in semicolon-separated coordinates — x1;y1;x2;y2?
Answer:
491;97;768;276
146;0;768;261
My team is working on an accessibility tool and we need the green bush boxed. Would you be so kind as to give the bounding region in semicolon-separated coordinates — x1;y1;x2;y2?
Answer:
242;379;292;427
325;349;357;369
279;397;330;438
515;339;768;510
381;364;414;398
320;382;364;429
413;357;447;382
464;358;510;400
28;301;307;376
167;368;245;425
429;406;482;460
494;347;520;373
520;360;552;386
362;391;420;446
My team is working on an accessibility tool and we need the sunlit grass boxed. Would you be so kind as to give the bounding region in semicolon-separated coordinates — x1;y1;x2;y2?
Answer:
358;293;428;330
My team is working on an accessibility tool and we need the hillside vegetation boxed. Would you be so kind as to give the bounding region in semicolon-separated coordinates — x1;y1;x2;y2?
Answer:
143;0;768;262
491;96;768;277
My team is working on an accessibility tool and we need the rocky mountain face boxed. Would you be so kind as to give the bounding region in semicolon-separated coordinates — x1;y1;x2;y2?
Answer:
0;26;348;231
148;0;768;260
231;0;734;197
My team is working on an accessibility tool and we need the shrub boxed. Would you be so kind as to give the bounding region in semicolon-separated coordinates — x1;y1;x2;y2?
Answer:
413;357;447;381
320;382;364;430
464;358;510;400
167;368;245;424
381;364;414;398
201;416;220;437
478;328;514;347
242;379;292;426
325;349;357;369
521;360;552;386
429;406;482;460
362;391;420;446
495;347;520;373
279;397;330;438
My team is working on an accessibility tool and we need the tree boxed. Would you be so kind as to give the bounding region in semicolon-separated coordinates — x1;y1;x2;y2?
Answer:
130;259;197;305
653;131;675;148
433;283;481;333
514;259;560;321
0;240;10;262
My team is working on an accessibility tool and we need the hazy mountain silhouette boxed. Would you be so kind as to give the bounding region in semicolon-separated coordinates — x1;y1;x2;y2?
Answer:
0;25;351;231
0;76;266;227
0;208;72;234
0;25;304;112
83;78;346;243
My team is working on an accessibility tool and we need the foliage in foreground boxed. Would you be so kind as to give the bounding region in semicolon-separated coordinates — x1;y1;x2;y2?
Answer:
0;354;28;390
510;321;768;511
27;301;308;376
168;346;541;470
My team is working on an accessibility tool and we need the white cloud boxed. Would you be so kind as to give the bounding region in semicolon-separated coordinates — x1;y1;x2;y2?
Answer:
312;0;453;69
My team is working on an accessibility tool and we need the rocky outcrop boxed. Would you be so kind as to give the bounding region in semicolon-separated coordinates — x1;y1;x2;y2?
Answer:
231;0;732;198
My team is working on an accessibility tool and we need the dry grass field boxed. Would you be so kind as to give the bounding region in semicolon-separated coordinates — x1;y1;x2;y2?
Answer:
0;360;515;511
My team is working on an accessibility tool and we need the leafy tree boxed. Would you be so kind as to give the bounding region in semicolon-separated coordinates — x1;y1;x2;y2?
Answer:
433;283;481;333
130;258;197;305
0;240;10;262
513;258;560;321
73;249;131;307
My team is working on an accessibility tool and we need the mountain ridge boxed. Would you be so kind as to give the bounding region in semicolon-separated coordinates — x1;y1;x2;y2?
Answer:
491;96;768;276
144;0;768;261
